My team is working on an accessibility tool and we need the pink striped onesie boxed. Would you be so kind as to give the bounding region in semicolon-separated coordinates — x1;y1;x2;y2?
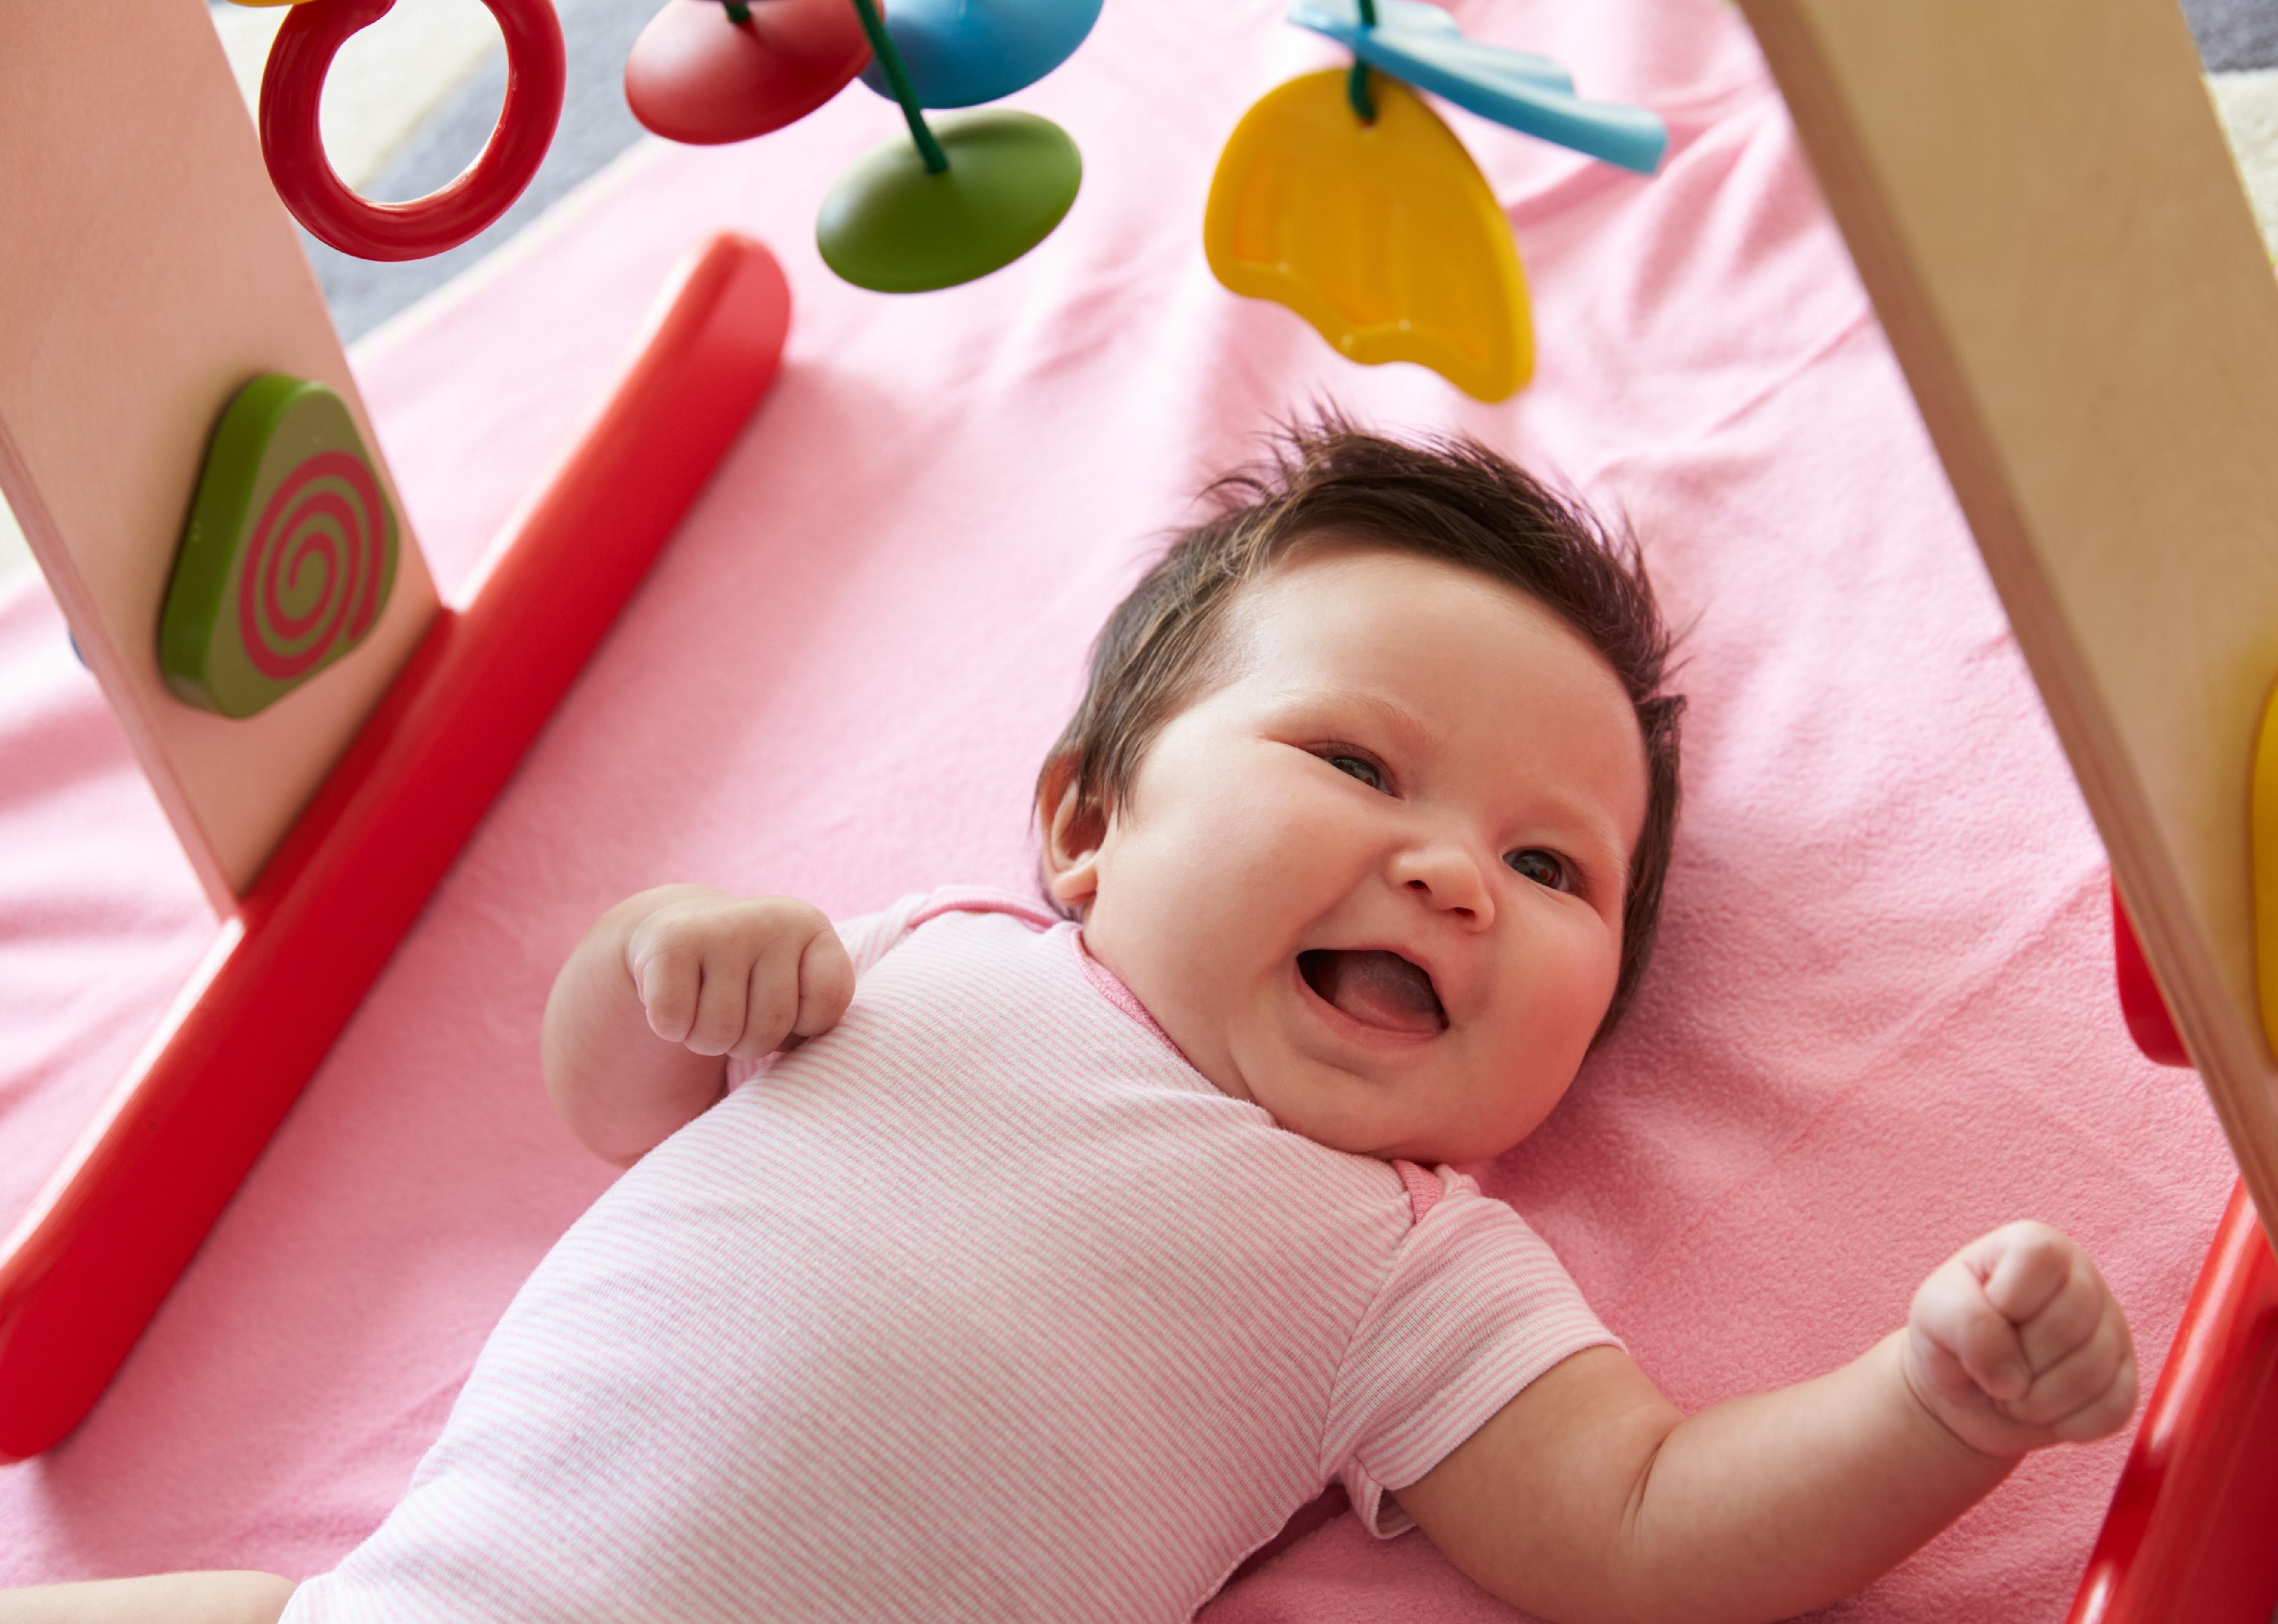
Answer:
281;888;1615;1623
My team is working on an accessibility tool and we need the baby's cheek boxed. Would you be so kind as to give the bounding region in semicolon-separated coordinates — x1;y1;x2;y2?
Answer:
1244;782;1377;874
1540;905;1623;1022
1456;1050;1575;1161
1483;936;1607;1098
1165;790;1343;920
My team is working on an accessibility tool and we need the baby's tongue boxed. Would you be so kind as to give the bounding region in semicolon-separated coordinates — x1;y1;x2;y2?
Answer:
1301;949;1445;1034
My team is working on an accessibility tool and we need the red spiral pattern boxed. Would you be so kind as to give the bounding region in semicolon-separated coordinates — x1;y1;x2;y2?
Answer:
236;451;387;681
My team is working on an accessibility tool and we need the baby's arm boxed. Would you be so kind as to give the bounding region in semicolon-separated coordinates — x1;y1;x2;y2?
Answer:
0;896;852;1623
1394;1222;2136;1624
0;1572;295;1624
541;887;854;1165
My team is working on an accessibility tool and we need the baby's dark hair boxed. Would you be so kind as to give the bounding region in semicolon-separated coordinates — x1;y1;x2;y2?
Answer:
1038;418;1684;1038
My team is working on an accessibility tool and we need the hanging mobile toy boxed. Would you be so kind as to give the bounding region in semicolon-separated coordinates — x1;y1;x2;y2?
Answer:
854;0;1103;108
622;0;872;145
626;0;1100;292
1204;0;1667;402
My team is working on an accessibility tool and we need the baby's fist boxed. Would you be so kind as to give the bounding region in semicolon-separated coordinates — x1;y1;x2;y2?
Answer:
623;889;854;1062
1904;1222;2136;1457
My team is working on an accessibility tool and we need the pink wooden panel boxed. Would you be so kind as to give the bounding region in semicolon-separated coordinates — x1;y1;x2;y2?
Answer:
0;0;438;907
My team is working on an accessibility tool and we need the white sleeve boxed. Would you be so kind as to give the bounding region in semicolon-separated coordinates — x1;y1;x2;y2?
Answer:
723;891;932;1088
1322;1171;1620;1538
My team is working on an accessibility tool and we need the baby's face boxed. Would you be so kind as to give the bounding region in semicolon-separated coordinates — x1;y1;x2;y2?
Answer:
1051;547;1648;1166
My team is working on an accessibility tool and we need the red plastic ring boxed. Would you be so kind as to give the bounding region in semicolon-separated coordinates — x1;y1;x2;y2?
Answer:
259;0;567;262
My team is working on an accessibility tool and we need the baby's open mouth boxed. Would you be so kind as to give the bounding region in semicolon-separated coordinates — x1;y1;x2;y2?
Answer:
1297;949;1447;1035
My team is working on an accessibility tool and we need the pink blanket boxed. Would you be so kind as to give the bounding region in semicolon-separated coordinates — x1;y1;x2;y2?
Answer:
0;0;2238;1617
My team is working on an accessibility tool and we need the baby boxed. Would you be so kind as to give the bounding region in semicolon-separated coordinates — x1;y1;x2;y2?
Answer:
7;425;2135;1624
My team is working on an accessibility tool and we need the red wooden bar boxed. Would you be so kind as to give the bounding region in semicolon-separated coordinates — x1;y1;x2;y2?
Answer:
0;231;791;1461
2068;1181;2278;1623
2099;899;2278;1618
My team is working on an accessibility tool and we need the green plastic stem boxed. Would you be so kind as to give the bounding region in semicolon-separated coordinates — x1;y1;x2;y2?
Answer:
1347;0;1378;123
722;0;750;22
848;0;948;174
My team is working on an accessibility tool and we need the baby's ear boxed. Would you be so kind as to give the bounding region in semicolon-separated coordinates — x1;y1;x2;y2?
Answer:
1038;759;1107;908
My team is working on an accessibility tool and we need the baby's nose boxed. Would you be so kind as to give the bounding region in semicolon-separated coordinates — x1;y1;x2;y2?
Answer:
1395;844;1495;926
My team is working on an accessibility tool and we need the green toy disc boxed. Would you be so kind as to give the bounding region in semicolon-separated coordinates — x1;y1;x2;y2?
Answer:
816;109;1082;293
157;374;399;719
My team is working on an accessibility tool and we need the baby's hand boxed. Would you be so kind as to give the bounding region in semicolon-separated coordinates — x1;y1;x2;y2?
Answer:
622;889;855;1061
1903;1221;2137;1457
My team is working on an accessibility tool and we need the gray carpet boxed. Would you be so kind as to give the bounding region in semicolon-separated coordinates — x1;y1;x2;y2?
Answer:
2181;0;2278;72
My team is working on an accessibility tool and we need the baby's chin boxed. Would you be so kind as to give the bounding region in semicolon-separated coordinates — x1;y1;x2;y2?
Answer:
1235;1058;1463;1165
1260;1056;1562;1168
1180;980;1549;1162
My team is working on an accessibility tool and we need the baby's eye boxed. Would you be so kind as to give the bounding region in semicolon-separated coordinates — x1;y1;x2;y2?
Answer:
1325;754;1389;793
1504;848;1570;891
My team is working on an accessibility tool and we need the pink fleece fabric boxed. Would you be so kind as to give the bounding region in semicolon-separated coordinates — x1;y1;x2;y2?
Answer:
0;0;2238;1617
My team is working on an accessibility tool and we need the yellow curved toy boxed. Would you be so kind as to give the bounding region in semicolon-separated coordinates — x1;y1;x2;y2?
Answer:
2252;678;2278;1058
1203;69;1532;402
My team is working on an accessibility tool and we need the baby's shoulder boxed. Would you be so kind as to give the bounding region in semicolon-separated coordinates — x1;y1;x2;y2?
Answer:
834;884;1063;973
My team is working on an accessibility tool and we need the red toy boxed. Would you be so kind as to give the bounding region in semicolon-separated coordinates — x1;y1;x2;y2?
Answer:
2084;887;2278;1619
2068;1180;2278;1623
2112;882;2190;1068
260;0;566;260
624;0;873;146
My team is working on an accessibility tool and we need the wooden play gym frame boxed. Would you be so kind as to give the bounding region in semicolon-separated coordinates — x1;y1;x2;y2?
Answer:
0;0;2272;1615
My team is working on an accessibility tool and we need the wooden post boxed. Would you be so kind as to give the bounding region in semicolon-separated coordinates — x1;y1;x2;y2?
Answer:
1735;0;2278;1226
0;0;439;906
